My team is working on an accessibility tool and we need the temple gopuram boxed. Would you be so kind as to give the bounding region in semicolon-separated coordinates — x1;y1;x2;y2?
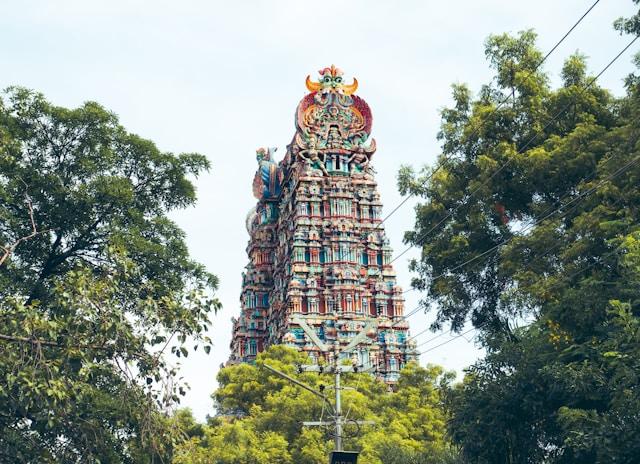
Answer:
228;66;417;382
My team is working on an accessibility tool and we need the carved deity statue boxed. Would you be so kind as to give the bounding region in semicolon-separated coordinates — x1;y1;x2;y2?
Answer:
252;147;282;200
297;134;328;176
324;127;338;149
348;145;370;173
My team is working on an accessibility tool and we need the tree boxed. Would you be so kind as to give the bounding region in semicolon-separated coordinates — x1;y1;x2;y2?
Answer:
173;346;460;464
446;243;640;463
399;14;640;464
0;87;219;462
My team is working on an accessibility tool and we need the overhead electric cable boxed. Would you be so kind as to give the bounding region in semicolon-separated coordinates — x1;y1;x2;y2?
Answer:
327;2;625;340
411;185;632;350
394;149;640;333
405;152;640;294
413;328;451;348
407;326;432;341
375;0;602;229
417;242;629;356
390;33;639;266
418;327;478;356
401;133;636;297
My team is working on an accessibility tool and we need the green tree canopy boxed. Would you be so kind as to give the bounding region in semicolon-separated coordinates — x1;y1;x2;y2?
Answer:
0;87;219;462
173;346;459;464
399;20;640;464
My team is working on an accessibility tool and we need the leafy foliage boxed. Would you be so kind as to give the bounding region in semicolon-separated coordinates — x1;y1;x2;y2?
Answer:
399;22;640;464
614;0;640;36
173;346;460;464
0;88;219;462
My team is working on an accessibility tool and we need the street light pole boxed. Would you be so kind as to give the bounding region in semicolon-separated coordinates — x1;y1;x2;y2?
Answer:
265;316;378;461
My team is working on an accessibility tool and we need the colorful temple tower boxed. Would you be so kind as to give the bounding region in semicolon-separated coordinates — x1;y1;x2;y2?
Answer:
229;66;417;382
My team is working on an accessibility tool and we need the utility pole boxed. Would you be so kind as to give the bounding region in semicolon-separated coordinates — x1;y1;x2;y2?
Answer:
264;316;377;462
334;361;342;451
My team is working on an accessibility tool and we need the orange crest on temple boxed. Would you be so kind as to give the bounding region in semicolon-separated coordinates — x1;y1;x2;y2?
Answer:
305;75;322;92
305;65;358;95
342;77;358;96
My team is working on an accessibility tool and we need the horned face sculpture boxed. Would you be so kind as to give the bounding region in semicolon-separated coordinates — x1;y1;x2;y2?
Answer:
305;64;358;96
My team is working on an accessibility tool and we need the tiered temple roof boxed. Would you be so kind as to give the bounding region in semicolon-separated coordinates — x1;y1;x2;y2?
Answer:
228;66;417;382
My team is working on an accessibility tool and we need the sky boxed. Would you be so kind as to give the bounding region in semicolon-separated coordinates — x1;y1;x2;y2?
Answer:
2;0;638;420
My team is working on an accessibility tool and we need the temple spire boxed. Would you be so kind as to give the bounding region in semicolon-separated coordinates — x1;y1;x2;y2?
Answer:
228;68;417;382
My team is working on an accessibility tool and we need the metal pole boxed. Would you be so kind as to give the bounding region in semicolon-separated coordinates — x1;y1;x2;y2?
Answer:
334;366;342;452
262;363;331;406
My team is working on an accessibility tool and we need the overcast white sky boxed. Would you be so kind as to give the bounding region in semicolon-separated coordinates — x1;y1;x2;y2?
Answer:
2;0;638;420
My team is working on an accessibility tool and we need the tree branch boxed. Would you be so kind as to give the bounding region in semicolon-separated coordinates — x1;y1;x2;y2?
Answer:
0;333;148;360
0;193;53;267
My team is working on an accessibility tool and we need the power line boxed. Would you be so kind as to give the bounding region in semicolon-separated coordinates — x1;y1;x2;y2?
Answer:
403;152;638;344
414;174;639;355
390;33;639;266
375;0;602;229
417;241;628;356
264;320;377;457
362;3;630;360
412;195;633;353
413;329;452;348
409;153;640;293
418;327;478;356
400;305;421;319
401;126;637;297
394;148;639;337
407;325;432;341
388;304;423;328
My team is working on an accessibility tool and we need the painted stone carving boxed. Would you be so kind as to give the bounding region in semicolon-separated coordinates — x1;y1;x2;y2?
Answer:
293;66;376;177
229;67;417;383
252;147;282;200
297;135;328;176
